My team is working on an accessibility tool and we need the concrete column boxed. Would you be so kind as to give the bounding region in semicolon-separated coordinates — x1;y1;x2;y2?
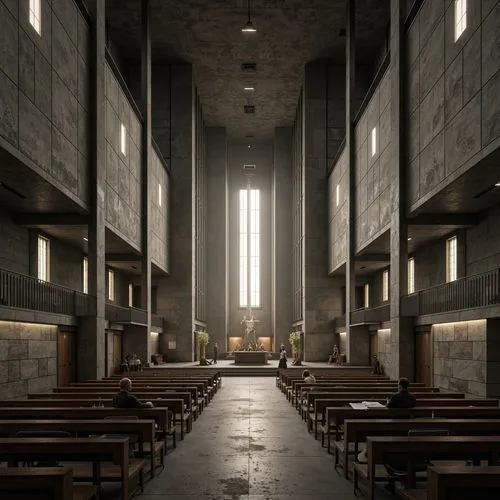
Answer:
159;65;195;361
206;127;228;353
349;325;370;365
389;0;414;379
273;127;294;351
77;0;106;380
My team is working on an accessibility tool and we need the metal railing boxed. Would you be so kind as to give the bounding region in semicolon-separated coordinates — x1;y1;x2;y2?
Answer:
406;268;500;316
350;303;390;325
106;303;147;325
0;267;95;317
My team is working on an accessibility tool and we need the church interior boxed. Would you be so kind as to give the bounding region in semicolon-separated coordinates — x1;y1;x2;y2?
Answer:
0;0;500;498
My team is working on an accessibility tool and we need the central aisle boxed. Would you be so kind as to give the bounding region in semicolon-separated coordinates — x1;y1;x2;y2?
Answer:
141;376;361;499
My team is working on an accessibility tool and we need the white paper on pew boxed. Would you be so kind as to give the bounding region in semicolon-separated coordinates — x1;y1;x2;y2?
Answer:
349;402;368;409
362;401;384;408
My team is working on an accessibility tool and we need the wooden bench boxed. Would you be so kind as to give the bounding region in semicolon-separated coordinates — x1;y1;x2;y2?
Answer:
401;465;500;500
0;418;162;479
0;437;143;500
337;418;500;477
355;436;500;500
0;467;97;500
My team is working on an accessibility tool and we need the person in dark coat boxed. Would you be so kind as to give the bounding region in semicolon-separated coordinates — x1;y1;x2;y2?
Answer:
278;345;288;369
112;378;154;408
212;342;218;364
386;377;416;408
371;355;383;375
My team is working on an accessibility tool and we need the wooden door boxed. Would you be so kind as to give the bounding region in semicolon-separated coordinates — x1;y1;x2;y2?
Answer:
370;332;378;359
113;333;123;374
58;331;75;386
415;330;432;387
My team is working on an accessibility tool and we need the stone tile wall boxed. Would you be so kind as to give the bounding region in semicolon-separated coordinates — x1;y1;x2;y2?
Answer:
0;0;90;204
376;328;392;374
0;321;57;399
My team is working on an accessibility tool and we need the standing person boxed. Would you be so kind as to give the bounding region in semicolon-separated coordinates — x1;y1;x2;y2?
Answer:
371;355;383;375
328;345;339;364
386;378;416;408
212;342;218;364
112;378;154;408
278;346;288;369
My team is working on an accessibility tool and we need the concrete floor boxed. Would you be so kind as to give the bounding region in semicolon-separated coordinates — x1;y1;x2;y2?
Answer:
137;376;387;500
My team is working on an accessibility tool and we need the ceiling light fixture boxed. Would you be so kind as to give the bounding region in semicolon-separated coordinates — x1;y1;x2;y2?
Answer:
83;237;88;241
495;182;500;187
241;0;257;33
408;237;412;241
244;87;255;91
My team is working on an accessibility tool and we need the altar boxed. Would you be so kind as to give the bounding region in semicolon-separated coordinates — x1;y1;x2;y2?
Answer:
234;351;268;365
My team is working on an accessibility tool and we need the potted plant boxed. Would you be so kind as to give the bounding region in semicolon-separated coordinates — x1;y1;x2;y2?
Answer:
198;331;210;365
289;331;302;366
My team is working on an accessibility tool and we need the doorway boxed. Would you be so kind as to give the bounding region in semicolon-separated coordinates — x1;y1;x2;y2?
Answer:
370;331;378;360
415;329;432;386
58;330;76;386
113;333;123;374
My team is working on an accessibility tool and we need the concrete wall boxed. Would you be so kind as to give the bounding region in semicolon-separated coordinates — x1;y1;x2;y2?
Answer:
0;0;90;204
105;63;142;250
50;236;84;291
355;66;393;251
0;320;57;399
0;211;29;275
407;0;500;209
150;149;169;272
376;327;392;374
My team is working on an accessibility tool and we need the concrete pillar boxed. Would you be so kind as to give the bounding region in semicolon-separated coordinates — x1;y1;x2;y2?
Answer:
349;325;370;365
273;127;294;351
389;0;414;379
159;65;195;361
206;127;228;353
486;319;500;398
77;0;106;381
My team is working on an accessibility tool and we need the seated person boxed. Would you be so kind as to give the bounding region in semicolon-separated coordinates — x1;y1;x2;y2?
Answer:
328;345;339;364
386;377;416;408
112;378;154;408
302;369;316;384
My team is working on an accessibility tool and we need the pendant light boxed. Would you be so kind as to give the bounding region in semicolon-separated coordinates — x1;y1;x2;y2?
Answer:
241;0;257;33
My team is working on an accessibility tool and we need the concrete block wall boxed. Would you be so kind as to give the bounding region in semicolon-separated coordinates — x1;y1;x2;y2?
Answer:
328;147;348;272
355;66;393;251
407;0;500;209
0;211;29;275
0;320;57;399
0;0;90;204
105;63;142;250
376;327;392;374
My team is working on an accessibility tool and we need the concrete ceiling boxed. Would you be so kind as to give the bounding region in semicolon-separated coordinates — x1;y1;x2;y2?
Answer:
104;0;390;139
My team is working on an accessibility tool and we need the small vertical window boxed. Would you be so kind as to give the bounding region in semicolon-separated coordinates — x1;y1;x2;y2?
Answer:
382;270;389;302
408;258;415;294
120;123;127;156
454;0;467;42
29;0;41;35
364;283;370;309
371;127;377;157
128;283;133;307
446;236;458;282
108;269;115;301
335;184;340;207
158;183;162;207
83;257;88;294
37;235;50;282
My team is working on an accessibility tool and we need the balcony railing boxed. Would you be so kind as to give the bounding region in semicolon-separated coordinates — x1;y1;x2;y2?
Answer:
105;304;164;329
403;268;500;316
350;304;390;325
0;267;95;317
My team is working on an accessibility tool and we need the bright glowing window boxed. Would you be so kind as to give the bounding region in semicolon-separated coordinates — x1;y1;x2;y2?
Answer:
29;0;41;35
371;127;377;157
382;270;389;302
120;123;127;156
364;283;370;309
158;183;162;207
239;188;260;308
83;257;88;294
128;283;133;307
446;236;457;282
336;184;340;207
454;0;467;41
408;258;415;294
37;235;50;281
108;269;115;301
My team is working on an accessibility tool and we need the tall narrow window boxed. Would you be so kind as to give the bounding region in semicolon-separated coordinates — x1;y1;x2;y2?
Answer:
120;123;127;156
158;183;162;207
364;283;370;308
83;257;88;294
29;0;41;35
37;235;50;281
446;236;458;282
382;270;389;302
454;0;467;41
239;188;260;307
408;257;415;294
108;269;115;301
336;184;340;207
371;127;377;157
128;283;133;307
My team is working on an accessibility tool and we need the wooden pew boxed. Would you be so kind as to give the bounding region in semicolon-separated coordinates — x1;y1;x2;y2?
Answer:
323;406;500;453
286;379;400;399
337;418;500;477
355;436;500;500
0;467;97;500
0;419;161;479
0;437;143;500
401;465;500;500
0;407;174;448
277;371;383;389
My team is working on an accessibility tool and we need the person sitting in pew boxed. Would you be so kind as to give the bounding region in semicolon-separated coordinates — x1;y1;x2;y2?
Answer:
112;378;154;408
302;370;316;384
386;377;416;409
